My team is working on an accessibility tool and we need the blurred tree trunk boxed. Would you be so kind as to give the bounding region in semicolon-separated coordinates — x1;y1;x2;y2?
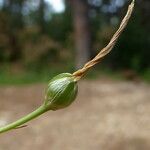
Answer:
2;0;24;62
38;0;46;33
69;0;92;69
138;0;150;27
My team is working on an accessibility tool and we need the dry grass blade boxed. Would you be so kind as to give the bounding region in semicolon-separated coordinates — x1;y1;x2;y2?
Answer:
73;0;135;81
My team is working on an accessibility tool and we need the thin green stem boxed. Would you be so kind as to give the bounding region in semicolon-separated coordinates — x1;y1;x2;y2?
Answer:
0;105;48;134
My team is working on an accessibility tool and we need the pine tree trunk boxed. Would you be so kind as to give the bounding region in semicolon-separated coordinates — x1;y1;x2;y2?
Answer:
38;0;46;33
70;0;92;69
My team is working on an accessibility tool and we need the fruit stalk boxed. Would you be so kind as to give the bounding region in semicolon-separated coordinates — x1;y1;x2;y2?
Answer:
0;105;48;134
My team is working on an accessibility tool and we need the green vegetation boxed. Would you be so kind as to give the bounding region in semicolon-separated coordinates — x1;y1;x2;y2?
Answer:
0;65;149;86
141;70;150;82
0;64;74;85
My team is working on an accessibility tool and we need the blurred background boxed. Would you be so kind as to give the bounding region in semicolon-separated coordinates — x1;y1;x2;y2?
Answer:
0;0;149;83
0;0;150;150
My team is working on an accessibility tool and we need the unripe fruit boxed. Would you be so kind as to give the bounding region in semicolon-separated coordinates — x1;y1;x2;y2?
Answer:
44;73;78;110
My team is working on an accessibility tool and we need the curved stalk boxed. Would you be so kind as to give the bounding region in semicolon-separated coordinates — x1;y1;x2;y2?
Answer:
0;105;48;134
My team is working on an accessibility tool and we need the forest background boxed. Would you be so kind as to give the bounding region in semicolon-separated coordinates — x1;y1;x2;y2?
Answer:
0;0;149;84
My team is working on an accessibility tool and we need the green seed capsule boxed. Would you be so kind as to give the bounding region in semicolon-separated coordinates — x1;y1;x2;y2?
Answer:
44;73;78;110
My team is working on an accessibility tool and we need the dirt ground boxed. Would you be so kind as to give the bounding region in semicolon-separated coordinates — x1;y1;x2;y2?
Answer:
0;80;150;150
